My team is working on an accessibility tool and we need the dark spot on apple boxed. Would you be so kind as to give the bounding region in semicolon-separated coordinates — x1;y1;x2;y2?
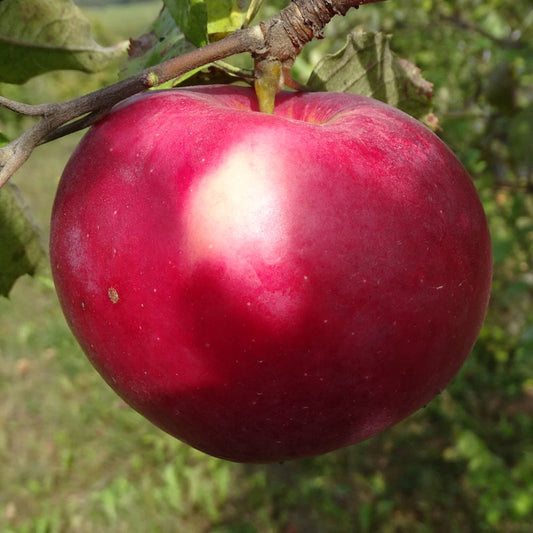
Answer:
108;287;119;304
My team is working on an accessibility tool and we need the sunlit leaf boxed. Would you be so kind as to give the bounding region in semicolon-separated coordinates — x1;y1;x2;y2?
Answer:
163;0;208;47
307;30;437;128
0;183;46;298
163;0;251;47
206;0;249;40
0;0;128;84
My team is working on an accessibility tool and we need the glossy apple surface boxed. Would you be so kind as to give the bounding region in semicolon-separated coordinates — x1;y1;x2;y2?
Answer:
50;85;492;463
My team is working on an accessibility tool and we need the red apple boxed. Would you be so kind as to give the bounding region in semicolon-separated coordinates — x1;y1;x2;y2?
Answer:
50;85;492;463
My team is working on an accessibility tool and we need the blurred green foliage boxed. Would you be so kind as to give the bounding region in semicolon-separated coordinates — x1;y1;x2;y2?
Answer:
1;1;533;532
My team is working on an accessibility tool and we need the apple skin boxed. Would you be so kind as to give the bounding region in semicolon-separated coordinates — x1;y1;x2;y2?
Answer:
50;85;492;463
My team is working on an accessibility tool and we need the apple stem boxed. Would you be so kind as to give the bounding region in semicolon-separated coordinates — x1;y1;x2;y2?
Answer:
254;59;283;114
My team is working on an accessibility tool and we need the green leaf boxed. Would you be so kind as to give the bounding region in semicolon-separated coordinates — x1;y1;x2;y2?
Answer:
0;183;46;298
0;0;128;84
163;0;251;47
176;61;253;87
508;105;533;177
121;6;197;80
307;30;437;128
163;0;209;48
0;132;9;148
123;4;252;86
206;0;249;39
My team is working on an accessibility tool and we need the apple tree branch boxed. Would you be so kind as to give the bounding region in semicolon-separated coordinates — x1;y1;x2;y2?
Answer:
0;0;385;188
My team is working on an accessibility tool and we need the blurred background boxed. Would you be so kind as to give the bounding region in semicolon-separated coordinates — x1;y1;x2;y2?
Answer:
1;1;532;531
